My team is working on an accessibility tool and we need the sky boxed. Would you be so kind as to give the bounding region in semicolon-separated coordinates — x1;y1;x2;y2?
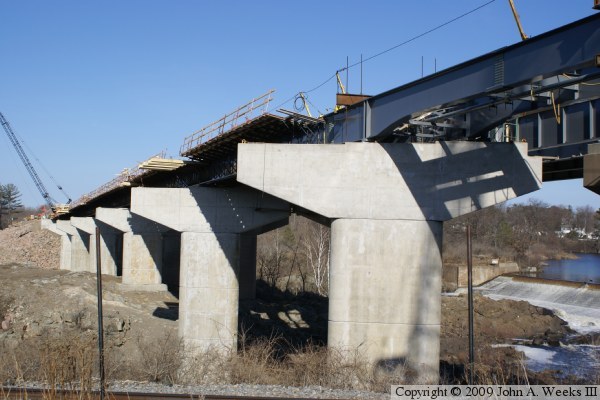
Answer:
0;0;598;210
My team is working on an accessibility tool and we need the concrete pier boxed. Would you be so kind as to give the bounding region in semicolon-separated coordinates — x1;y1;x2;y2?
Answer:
95;208;168;291
130;186;288;352
238;141;542;381
56;219;94;273
71;217;120;276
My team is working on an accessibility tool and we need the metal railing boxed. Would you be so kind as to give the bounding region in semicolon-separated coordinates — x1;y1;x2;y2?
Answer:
70;151;165;208
180;89;274;155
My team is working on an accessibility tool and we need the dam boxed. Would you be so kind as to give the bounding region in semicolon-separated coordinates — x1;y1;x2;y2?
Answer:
479;275;600;333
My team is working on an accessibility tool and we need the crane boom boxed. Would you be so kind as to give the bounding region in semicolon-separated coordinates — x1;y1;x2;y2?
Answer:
508;0;528;41
0;111;57;210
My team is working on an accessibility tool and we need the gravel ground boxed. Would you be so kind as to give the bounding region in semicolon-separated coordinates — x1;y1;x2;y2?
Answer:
108;381;390;399
5;381;390;399
0;220;60;270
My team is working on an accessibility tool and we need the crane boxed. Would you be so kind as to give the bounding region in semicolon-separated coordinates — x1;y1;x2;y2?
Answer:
0;111;71;214
508;0;528;41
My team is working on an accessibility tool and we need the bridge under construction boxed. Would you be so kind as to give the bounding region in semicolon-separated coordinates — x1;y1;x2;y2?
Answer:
42;10;600;383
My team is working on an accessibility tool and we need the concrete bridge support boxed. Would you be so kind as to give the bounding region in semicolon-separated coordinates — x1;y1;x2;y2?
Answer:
238;141;542;382
56;219;94;273
130;186;288;352
41;220;72;271
95;208;168;291
71;217;120;276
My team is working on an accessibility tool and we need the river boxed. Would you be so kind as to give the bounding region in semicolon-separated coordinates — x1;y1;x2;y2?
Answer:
534;253;600;284
481;255;600;380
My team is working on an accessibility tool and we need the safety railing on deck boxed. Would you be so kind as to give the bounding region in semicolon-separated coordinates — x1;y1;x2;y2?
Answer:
180;89;274;156
70;151;165;209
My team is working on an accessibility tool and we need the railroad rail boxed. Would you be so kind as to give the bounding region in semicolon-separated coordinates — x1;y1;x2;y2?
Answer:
0;387;354;400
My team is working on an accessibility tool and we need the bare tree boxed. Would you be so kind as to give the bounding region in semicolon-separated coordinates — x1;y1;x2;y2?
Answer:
303;223;330;296
574;205;596;235
257;229;286;288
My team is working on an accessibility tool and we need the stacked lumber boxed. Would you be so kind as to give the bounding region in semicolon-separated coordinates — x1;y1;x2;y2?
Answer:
138;157;188;171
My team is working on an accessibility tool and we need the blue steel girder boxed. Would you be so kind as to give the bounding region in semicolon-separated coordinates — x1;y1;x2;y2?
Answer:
329;12;600;152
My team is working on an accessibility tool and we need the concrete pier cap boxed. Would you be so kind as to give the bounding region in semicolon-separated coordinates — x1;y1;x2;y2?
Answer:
237;141;542;382
130;186;289;353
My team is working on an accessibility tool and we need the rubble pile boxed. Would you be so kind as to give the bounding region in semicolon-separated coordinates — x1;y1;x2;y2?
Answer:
0;220;61;269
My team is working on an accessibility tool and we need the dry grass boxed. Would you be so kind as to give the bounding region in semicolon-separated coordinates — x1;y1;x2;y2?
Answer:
1;331;596;397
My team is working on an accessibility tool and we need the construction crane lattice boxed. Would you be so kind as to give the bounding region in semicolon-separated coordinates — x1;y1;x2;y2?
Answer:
0;111;67;212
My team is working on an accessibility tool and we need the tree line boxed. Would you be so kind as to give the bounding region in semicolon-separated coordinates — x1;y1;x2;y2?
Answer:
257;200;600;296
443;200;599;267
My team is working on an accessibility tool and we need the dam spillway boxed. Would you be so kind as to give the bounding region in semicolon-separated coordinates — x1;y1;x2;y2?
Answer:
478;276;600;333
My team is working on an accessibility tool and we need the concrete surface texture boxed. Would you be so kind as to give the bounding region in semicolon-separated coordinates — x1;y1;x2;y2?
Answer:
55;219;94;273
71;216;118;276
96;208;168;291
131;186;288;352
237;141;542;221
329;218;443;381
237;141;543;383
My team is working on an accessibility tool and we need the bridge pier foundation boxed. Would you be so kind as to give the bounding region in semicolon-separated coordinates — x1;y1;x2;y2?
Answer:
130;186;288;353
238;141;543;382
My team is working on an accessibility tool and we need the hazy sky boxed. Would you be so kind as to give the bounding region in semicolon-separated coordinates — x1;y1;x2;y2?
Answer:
1;1;598;209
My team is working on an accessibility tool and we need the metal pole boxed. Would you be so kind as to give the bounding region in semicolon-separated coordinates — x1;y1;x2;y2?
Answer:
360;53;363;94
346;56;349;93
467;225;475;385
95;227;106;400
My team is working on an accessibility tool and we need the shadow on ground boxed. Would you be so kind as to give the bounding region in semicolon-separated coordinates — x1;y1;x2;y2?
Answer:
238;280;328;353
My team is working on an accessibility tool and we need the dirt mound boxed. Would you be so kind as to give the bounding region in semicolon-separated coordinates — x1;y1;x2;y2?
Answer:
0;220;61;269
440;294;571;364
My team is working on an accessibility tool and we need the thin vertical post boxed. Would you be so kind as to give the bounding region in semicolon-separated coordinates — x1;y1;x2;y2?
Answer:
467;225;475;385
95;227;106;400
360;53;363;94
346;56;349;93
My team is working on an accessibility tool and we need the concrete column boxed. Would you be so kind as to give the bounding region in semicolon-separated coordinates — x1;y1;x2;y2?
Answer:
239;234;257;300
56;220;93;272
41;220;72;270
98;225;120;276
71;217;119;276
329;219;442;380
180;231;240;351
95;208;168;291
122;230;165;290
237;141;543;382
130;186;289;352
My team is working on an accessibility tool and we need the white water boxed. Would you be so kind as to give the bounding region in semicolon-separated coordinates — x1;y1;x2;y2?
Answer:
478;276;600;333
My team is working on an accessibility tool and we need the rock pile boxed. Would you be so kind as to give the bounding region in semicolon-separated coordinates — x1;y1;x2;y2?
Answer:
0;220;61;269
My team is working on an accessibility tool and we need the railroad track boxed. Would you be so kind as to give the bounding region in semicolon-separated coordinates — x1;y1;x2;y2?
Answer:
0;387;350;400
